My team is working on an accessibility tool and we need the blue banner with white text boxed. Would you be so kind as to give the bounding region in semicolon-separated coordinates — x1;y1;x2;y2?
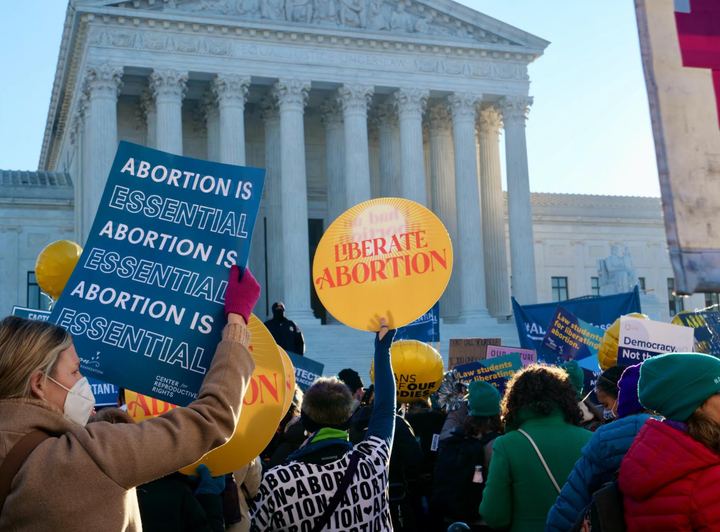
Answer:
512;287;641;364
396;302;440;343
50;142;265;406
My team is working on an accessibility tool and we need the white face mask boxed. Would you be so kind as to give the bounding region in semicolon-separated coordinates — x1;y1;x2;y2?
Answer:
46;376;95;427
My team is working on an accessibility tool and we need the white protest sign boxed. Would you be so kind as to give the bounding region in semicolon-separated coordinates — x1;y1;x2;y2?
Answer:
618;316;695;364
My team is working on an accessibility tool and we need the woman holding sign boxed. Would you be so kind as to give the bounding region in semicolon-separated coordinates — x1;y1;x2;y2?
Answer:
0;266;260;531
479;365;592;532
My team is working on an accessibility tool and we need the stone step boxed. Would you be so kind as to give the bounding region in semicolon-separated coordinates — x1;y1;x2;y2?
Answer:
298;318;521;380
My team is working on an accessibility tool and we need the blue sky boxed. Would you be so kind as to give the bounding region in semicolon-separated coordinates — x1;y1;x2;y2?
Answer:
0;1;660;197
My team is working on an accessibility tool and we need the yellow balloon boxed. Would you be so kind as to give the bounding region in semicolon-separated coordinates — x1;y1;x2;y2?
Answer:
598;313;649;370
671;310;696;327
125;315;286;476
370;340;444;403
312;198;453;331
278;346;296;417
35;240;83;299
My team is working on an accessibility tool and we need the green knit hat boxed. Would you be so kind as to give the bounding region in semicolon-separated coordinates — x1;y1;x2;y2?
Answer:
468;380;502;416
561;360;584;399
639;353;720;422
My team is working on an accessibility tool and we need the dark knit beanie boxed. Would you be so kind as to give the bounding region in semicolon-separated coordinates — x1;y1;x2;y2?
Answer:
338;368;365;393
617;364;643;419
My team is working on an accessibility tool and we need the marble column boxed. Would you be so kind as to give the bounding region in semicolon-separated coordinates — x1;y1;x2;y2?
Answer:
428;104;460;320
320;99;346;224
81;62;123;243
70;95;87;242
150;69;188;155
272;79;316;322
213;74;250;166
448;92;490;320
393;88;429;205
377;104;401;198
336;84;373;207
259;97;284;309
477;107;511;317
140;88;157;150
201;92;220;163
499;96;537;304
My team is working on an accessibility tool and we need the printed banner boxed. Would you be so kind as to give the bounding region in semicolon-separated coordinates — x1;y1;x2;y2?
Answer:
448;338;502;368
618;316;695;364
396;302;440;343
49;142;265;406
486;345;536;367
635;0;720;294
312;198;453;331
11;306;50;322
287;352;325;392
12;306;118;407
512;287;641;364
674;311;720;357
453;353;523;395
542;306;604;363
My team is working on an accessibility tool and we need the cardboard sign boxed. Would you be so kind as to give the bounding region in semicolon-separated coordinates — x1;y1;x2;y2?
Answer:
674;311;720;357
49;142;265;406
12;306;118;407
618;316;695;364
11;306;51;321
287;352;325;392
486;345;536;367
396;302;440;342
542;306;605;363
453;353;523;395
312;198;453;331
448;338;502;368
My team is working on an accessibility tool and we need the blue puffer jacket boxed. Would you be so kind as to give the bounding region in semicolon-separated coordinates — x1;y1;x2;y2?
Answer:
545;414;654;532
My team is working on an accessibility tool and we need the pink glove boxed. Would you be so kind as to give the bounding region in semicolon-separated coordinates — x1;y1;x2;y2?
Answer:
225;265;260;324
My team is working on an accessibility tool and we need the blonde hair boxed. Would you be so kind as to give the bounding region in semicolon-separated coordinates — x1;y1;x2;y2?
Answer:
0;316;73;399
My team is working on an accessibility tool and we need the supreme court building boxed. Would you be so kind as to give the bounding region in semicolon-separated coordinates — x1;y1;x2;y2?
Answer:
20;0;549;324
3;1;696;370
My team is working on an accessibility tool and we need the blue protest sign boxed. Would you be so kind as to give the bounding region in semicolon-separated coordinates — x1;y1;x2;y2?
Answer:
50;142;265;406
675;311;720;357
396;302;440;343
542;306;604;364
287;352;325;392
11;306;51;322
453;353;523;395
11;307;118;407
512;287;641;364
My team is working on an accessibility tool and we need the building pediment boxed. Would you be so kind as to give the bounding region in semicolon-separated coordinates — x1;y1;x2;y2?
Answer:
80;0;548;53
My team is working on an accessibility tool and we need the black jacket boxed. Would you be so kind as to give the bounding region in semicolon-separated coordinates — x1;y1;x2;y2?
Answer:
263;316;305;355
136;474;224;532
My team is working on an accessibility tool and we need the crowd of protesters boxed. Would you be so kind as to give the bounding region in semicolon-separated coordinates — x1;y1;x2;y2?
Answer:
2;266;720;531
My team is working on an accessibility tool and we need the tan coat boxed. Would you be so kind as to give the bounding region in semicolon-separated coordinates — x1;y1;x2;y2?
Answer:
0;323;254;532
227;457;263;532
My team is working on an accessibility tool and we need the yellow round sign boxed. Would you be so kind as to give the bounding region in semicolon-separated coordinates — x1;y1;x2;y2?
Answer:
278;346;296;416
598;313;649;370
313;198;453;331
35;240;83;299
370;340;445;403
125;315;286;476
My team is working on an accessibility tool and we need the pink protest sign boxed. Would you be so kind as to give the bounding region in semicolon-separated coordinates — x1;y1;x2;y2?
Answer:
486;345;536;367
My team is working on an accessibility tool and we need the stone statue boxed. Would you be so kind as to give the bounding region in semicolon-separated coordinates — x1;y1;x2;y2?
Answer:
338;0;367;27
238;0;261;16
313;0;338;24
414;12;432;33
366;0;388;30
286;0;313;22
261;0;286;20
390;1;413;32
597;245;640;296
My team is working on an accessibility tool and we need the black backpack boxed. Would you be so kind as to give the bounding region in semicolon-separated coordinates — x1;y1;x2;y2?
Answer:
570;476;625;532
430;431;498;522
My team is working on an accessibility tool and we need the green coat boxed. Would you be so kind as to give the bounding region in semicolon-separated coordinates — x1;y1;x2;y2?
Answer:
479;406;592;532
